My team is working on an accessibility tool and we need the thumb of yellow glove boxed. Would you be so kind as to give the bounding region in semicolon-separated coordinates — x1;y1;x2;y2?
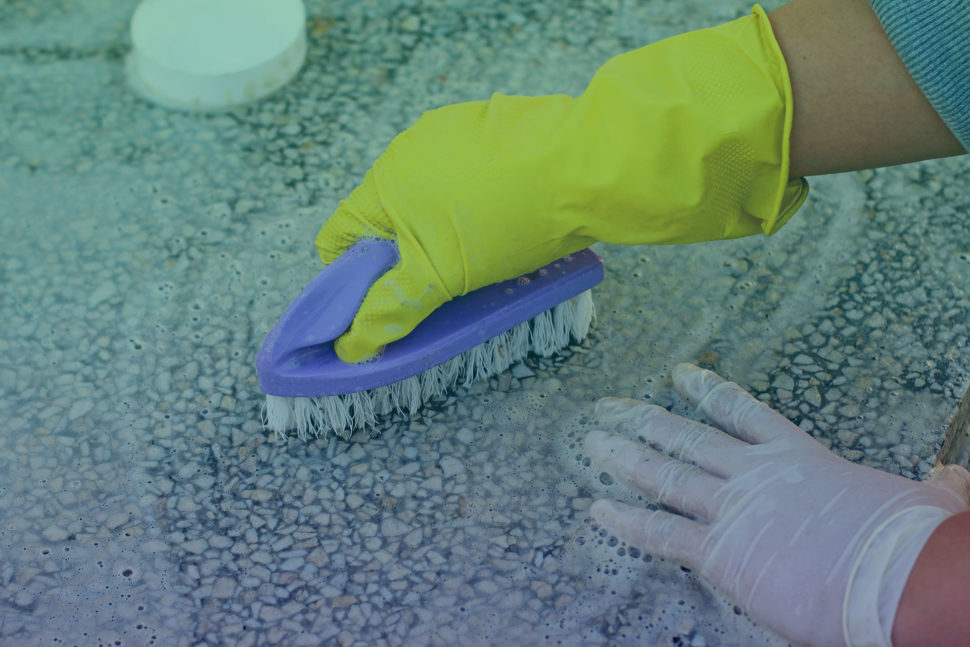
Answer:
318;4;808;363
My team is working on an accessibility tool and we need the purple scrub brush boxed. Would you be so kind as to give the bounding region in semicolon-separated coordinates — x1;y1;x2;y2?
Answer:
257;239;604;439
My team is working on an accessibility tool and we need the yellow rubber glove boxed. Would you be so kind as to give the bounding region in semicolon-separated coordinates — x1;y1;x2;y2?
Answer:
317;5;808;363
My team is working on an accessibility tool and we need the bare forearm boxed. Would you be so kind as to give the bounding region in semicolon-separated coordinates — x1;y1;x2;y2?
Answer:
768;0;965;177
892;509;970;646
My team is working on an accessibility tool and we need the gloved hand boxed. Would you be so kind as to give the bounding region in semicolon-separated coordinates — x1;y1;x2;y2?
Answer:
586;363;970;647
317;5;808;362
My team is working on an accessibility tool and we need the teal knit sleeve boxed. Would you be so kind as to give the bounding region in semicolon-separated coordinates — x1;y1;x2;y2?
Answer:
868;0;970;151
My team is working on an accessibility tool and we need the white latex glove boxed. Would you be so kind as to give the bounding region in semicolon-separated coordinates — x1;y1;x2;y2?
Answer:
586;363;970;647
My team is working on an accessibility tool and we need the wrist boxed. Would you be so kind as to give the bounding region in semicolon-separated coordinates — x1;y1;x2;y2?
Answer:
844;506;951;646
892;509;970;646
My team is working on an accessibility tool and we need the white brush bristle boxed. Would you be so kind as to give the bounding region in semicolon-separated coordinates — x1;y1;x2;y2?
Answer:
263;290;596;441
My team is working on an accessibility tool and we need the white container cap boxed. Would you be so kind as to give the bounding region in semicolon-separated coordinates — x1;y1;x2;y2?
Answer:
127;0;307;110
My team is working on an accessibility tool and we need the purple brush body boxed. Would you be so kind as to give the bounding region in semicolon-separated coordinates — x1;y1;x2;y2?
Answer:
258;239;604;438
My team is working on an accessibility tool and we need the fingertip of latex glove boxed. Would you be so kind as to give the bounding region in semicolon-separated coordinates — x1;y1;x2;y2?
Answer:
672;362;724;403
588;498;644;542
594;397;668;431
584;428;618;463
593;396;645;422
588;498;624;526
584;427;611;446
671;362;701;379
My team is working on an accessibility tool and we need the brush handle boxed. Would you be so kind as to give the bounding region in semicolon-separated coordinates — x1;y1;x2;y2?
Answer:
274;238;399;349
258;244;604;397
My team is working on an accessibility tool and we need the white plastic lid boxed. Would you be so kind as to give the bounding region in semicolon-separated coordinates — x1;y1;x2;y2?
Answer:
127;0;307;110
